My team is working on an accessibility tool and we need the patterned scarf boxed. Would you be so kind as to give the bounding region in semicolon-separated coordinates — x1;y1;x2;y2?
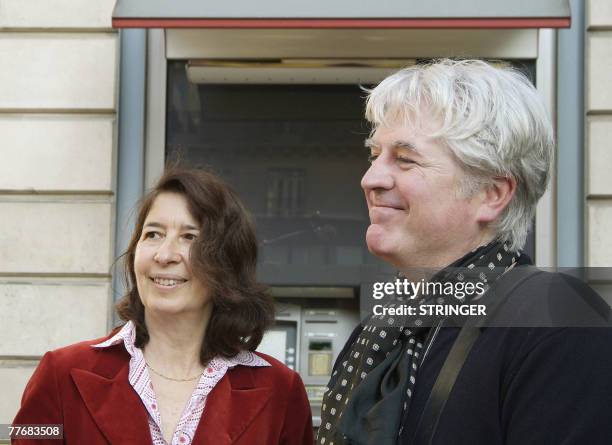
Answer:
316;242;519;445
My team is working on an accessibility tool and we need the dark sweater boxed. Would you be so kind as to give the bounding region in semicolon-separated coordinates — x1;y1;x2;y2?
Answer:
336;262;612;444
400;326;612;444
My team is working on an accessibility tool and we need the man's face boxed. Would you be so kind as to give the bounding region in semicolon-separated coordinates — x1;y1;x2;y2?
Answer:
361;117;488;270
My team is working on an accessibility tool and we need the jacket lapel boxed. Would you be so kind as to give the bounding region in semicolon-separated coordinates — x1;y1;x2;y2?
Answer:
71;359;152;445
192;366;273;445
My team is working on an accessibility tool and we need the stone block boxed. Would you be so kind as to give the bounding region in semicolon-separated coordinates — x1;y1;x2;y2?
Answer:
0;200;112;274
587;200;612;266
0;364;36;424
588;0;612;28
0;0;114;29
0;115;114;191
587;116;612;195
0;281;109;356
0;33;117;110
587;33;612;111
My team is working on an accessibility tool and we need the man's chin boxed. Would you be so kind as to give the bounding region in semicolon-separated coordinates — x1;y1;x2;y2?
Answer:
365;225;397;259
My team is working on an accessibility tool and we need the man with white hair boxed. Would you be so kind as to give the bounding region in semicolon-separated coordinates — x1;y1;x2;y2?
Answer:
317;59;612;445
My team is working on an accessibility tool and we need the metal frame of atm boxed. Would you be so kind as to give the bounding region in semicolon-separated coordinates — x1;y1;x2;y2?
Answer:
143;27;557;266
141;26;559;426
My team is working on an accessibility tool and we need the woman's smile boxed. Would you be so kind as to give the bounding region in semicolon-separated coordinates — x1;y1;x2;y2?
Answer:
149;275;188;290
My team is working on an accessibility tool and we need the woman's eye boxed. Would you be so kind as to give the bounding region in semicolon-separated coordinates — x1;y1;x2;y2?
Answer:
183;233;198;241
144;231;162;240
367;154;378;163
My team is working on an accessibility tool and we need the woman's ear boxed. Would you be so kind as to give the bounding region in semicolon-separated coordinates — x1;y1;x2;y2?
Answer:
476;176;517;223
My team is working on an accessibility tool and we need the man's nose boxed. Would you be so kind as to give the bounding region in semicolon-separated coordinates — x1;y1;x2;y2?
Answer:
361;157;394;192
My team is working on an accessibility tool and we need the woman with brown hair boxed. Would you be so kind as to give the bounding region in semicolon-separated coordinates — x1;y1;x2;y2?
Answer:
13;168;313;445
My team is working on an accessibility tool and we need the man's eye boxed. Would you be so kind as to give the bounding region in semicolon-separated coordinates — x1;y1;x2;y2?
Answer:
397;157;416;165
367;154;378;163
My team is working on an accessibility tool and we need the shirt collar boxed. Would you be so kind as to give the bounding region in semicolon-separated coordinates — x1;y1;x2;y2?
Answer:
91;320;270;367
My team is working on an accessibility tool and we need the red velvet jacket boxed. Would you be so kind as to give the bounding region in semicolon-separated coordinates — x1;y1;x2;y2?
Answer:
12;334;313;445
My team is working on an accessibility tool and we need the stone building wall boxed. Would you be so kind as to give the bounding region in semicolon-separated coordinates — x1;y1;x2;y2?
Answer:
0;0;118;427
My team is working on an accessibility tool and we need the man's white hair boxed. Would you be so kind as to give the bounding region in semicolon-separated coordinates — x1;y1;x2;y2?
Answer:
365;59;554;251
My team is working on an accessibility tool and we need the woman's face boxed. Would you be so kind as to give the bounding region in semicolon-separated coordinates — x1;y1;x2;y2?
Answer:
134;192;210;317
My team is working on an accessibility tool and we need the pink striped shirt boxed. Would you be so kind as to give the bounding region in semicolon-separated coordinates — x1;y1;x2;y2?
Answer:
92;321;270;445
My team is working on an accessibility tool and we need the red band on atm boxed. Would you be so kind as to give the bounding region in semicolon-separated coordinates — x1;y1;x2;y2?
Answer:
112;17;571;29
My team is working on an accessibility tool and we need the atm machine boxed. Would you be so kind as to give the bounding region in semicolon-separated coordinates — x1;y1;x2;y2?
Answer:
160;24;545;429
257;298;359;427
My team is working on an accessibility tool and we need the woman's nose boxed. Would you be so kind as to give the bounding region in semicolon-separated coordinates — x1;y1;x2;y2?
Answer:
153;239;181;264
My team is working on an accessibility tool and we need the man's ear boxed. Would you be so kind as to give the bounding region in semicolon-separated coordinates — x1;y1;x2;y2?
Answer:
476;176;517;223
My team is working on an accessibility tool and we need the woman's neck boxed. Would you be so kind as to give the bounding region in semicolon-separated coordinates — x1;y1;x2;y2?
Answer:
142;304;212;376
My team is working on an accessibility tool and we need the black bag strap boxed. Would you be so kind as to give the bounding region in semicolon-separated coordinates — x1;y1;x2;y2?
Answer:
413;266;542;445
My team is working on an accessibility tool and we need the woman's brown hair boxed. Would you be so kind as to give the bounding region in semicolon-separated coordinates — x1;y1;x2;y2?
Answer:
115;167;274;364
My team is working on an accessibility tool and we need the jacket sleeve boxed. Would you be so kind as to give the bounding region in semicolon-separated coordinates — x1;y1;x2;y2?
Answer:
502;328;612;445
279;372;313;445
12;352;64;444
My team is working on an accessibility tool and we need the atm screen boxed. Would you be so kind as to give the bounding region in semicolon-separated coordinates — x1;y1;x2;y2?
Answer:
257;320;298;370
258;330;288;364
